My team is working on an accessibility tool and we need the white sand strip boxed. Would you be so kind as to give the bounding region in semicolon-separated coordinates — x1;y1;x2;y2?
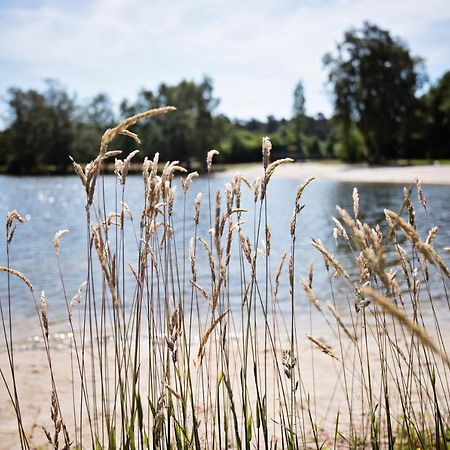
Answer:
221;162;450;185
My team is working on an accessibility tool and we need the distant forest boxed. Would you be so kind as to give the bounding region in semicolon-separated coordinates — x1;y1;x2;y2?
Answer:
0;22;449;174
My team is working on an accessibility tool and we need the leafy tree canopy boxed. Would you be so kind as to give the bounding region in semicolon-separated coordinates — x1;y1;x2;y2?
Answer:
324;22;427;164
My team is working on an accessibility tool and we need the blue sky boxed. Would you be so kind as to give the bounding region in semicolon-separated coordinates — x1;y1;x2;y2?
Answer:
0;0;449;120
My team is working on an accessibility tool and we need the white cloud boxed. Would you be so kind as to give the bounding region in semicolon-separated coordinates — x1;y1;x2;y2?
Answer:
0;0;449;119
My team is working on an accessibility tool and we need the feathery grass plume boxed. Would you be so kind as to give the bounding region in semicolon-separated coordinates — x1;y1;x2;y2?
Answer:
190;280;211;303
82;107;175;205
262;158;294;199
161;160;187;183
352;187;359;219
198;237;216;283
262;136;272;169
99;107;175;156
282;349;297;379
53;230;69;256
295;176;315;203
403;187;415;227
119;129;140;143
252;177;261;202
194;193;202;225
6;209;25;243
153;392;166;447
6;209;25;231
214;190;222;255
265;224;271;256
300;277;322;312
219;208;247;237
384;209;419;244
206;149;219;172
189;237;197;281
312;239;350;280
290;203;305;236
114;149;139;184
363;287;450;367
306;335;338;360
168;186;176;216
416;241;450;279
181;171;199;193
332;217;349;240
198;310;229;362
274;252;287;300
425;226;438;245
40;290;48;339
326;302;356;343
121;202;133;221
336;205;355;230
415;177;427;210
68;281;87;319
128;262;141;286
0;266;33;291
239;232;253;266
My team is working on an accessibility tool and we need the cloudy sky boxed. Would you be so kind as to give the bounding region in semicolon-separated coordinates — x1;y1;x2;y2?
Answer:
0;0;449;120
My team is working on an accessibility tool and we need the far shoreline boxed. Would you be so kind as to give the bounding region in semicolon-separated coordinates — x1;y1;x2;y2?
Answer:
0;161;449;186
220;161;450;186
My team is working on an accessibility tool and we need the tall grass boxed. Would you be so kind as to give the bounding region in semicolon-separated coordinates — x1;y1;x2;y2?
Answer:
1;108;449;449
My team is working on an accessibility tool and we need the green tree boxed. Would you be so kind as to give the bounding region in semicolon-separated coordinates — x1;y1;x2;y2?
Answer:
73;93;116;161
293;81;306;158
3;87;52;173
130;77;221;166
2;81;75;173
425;71;450;159
324;22;426;164
42;80;75;172
334;123;366;163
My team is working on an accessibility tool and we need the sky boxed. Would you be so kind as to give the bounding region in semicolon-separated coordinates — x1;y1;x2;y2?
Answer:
0;0;449;121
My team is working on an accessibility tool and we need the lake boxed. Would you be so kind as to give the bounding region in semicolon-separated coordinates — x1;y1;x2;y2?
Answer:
0;173;449;339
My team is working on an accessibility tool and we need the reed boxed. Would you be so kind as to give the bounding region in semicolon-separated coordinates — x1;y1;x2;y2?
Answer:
1;109;449;449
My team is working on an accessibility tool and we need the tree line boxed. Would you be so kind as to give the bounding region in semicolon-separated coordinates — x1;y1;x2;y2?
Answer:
0;22;448;174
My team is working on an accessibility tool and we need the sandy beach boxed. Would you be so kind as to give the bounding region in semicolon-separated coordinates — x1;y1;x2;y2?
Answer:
2;322;449;449
221;162;450;185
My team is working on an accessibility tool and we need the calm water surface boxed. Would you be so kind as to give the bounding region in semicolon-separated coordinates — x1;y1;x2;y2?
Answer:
0;174;449;337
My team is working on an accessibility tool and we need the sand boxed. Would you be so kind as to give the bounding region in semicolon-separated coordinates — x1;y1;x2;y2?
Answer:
221;162;450;185
2;324;449;449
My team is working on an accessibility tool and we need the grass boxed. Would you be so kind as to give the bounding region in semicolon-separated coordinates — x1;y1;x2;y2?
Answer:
0;107;449;449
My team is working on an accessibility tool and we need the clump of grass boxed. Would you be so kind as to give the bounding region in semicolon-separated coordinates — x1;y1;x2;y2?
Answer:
1;109;449;449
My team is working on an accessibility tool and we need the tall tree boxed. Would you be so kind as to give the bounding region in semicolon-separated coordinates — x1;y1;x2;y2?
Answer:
43;80;75;172
425;71;450;158
323;22;426;164
3;87;52;173
293;81;306;157
134;77;220;166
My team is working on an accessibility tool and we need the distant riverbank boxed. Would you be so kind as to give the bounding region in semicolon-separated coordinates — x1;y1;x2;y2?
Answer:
221;161;450;185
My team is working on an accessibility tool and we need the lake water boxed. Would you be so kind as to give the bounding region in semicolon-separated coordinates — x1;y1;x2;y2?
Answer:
0;173;449;338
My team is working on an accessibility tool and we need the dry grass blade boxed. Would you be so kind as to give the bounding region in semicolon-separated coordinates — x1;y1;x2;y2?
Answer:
262;136;272;169
198;310;229;362
312;239;350;280
53;229;69;256
384;209;419;244
6;209;25;230
206;149;219;172
416;242;450;279
363;287;450;368
0;266;33;291
352;187;359;219
326;302;356;343
100;106;176;156
295;176;315;203
300;277;322;312
306;335;338;360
